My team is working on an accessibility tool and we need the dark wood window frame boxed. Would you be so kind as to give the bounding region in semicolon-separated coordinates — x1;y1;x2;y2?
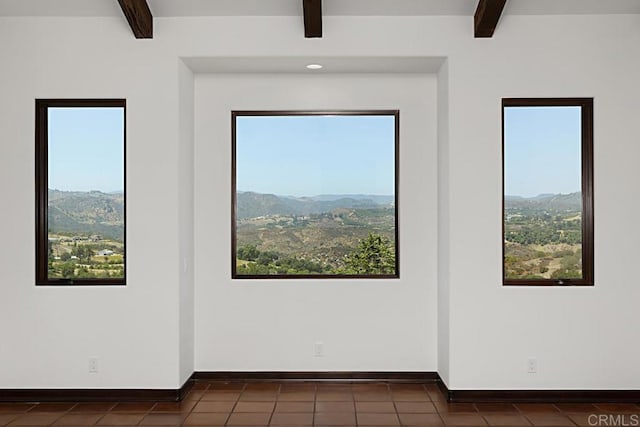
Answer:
231;110;400;280
502;98;594;286
35;99;127;286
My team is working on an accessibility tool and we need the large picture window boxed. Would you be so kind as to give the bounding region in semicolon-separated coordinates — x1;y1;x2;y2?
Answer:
502;98;593;286
36;99;126;286
232;111;399;279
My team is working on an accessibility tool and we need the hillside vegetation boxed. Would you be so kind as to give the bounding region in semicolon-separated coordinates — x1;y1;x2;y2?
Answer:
504;192;583;280
47;189;125;280
236;192;396;276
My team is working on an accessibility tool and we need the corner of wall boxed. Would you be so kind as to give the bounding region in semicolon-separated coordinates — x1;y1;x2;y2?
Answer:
436;60;451;387
178;59;196;385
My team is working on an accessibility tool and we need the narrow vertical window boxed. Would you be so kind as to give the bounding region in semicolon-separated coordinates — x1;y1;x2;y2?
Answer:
36;99;126;286
503;98;593;286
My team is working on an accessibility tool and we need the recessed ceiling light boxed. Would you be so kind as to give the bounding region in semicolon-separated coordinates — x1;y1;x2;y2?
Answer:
306;64;323;70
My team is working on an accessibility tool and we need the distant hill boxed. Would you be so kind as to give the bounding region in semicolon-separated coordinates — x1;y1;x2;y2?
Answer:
307;194;394;204
48;189;124;240
505;192;581;211
237;191;393;219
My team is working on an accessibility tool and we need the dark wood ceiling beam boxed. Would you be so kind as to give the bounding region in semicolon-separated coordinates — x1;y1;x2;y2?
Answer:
303;0;323;38
474;0;507;38
117;0;153;39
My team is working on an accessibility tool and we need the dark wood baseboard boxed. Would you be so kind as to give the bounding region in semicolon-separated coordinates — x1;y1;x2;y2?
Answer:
193;371;440;383
440;381;640;403
0;373;194;403
3;371;638;403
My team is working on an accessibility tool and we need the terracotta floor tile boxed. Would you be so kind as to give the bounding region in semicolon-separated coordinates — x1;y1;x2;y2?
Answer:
0;414;21;427
315;402;355;412
515;404;560;413
192;400;235;413
553;404;598;413
190;382;210;391
208;382;246;391
434;402;478;413
316;385;353;391
440;413;488;426
357;412;400;425
567;414;599;427
244;383;280;392
182;412;229;425
51;413;104;426
593;403;640;413
352;384;390;393
475;403;518;413
7;412;63;426
239;393;277;402
150;401;196;413
0;406;35;414
226;412;271;426
96;413;146;426
273;402;314;413
429;391;449;402
397;412;444;426
392;391;430;402
482;414;532;426
525;414;576;426
355;401;396;413
354;392;393;402
110;402;155;413
395;401;438;413
200;391;241;401
316;392;354;402
138;414;185;426
279;384;316;393
277;392;315;402
269;412;313;425
27;404;76;413
314;412;357;425
69;403;116;413
389;384;427;392
233;402;275;413
183;391;204;401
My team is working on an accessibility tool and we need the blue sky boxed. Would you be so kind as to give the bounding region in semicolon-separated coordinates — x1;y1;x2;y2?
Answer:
48;107;124;192
504;106;581;197
236;115;396;197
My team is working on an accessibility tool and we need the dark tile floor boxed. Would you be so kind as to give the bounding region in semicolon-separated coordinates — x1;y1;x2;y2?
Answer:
0;381;638;426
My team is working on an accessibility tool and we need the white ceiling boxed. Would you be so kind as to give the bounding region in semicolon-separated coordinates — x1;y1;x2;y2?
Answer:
0;0;638;17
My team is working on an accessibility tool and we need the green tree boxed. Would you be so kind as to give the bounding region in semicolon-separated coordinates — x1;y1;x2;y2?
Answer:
342;233;396;275
237;244;260;261
60;262;76;278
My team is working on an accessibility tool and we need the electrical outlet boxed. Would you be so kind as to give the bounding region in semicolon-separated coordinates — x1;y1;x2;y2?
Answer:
527;357;537;374
314;341;324;357
89;357;99;373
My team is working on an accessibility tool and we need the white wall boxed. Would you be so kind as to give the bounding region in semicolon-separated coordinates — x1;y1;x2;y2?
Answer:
178;60;195;384
0;18;183;388
0;13;639;390
445;15;640;390
193;74;438;371
437;60;451;386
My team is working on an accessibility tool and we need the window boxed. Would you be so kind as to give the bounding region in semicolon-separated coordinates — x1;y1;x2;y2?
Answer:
502;98;593;286
36;99;126;286
232;111;399;279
